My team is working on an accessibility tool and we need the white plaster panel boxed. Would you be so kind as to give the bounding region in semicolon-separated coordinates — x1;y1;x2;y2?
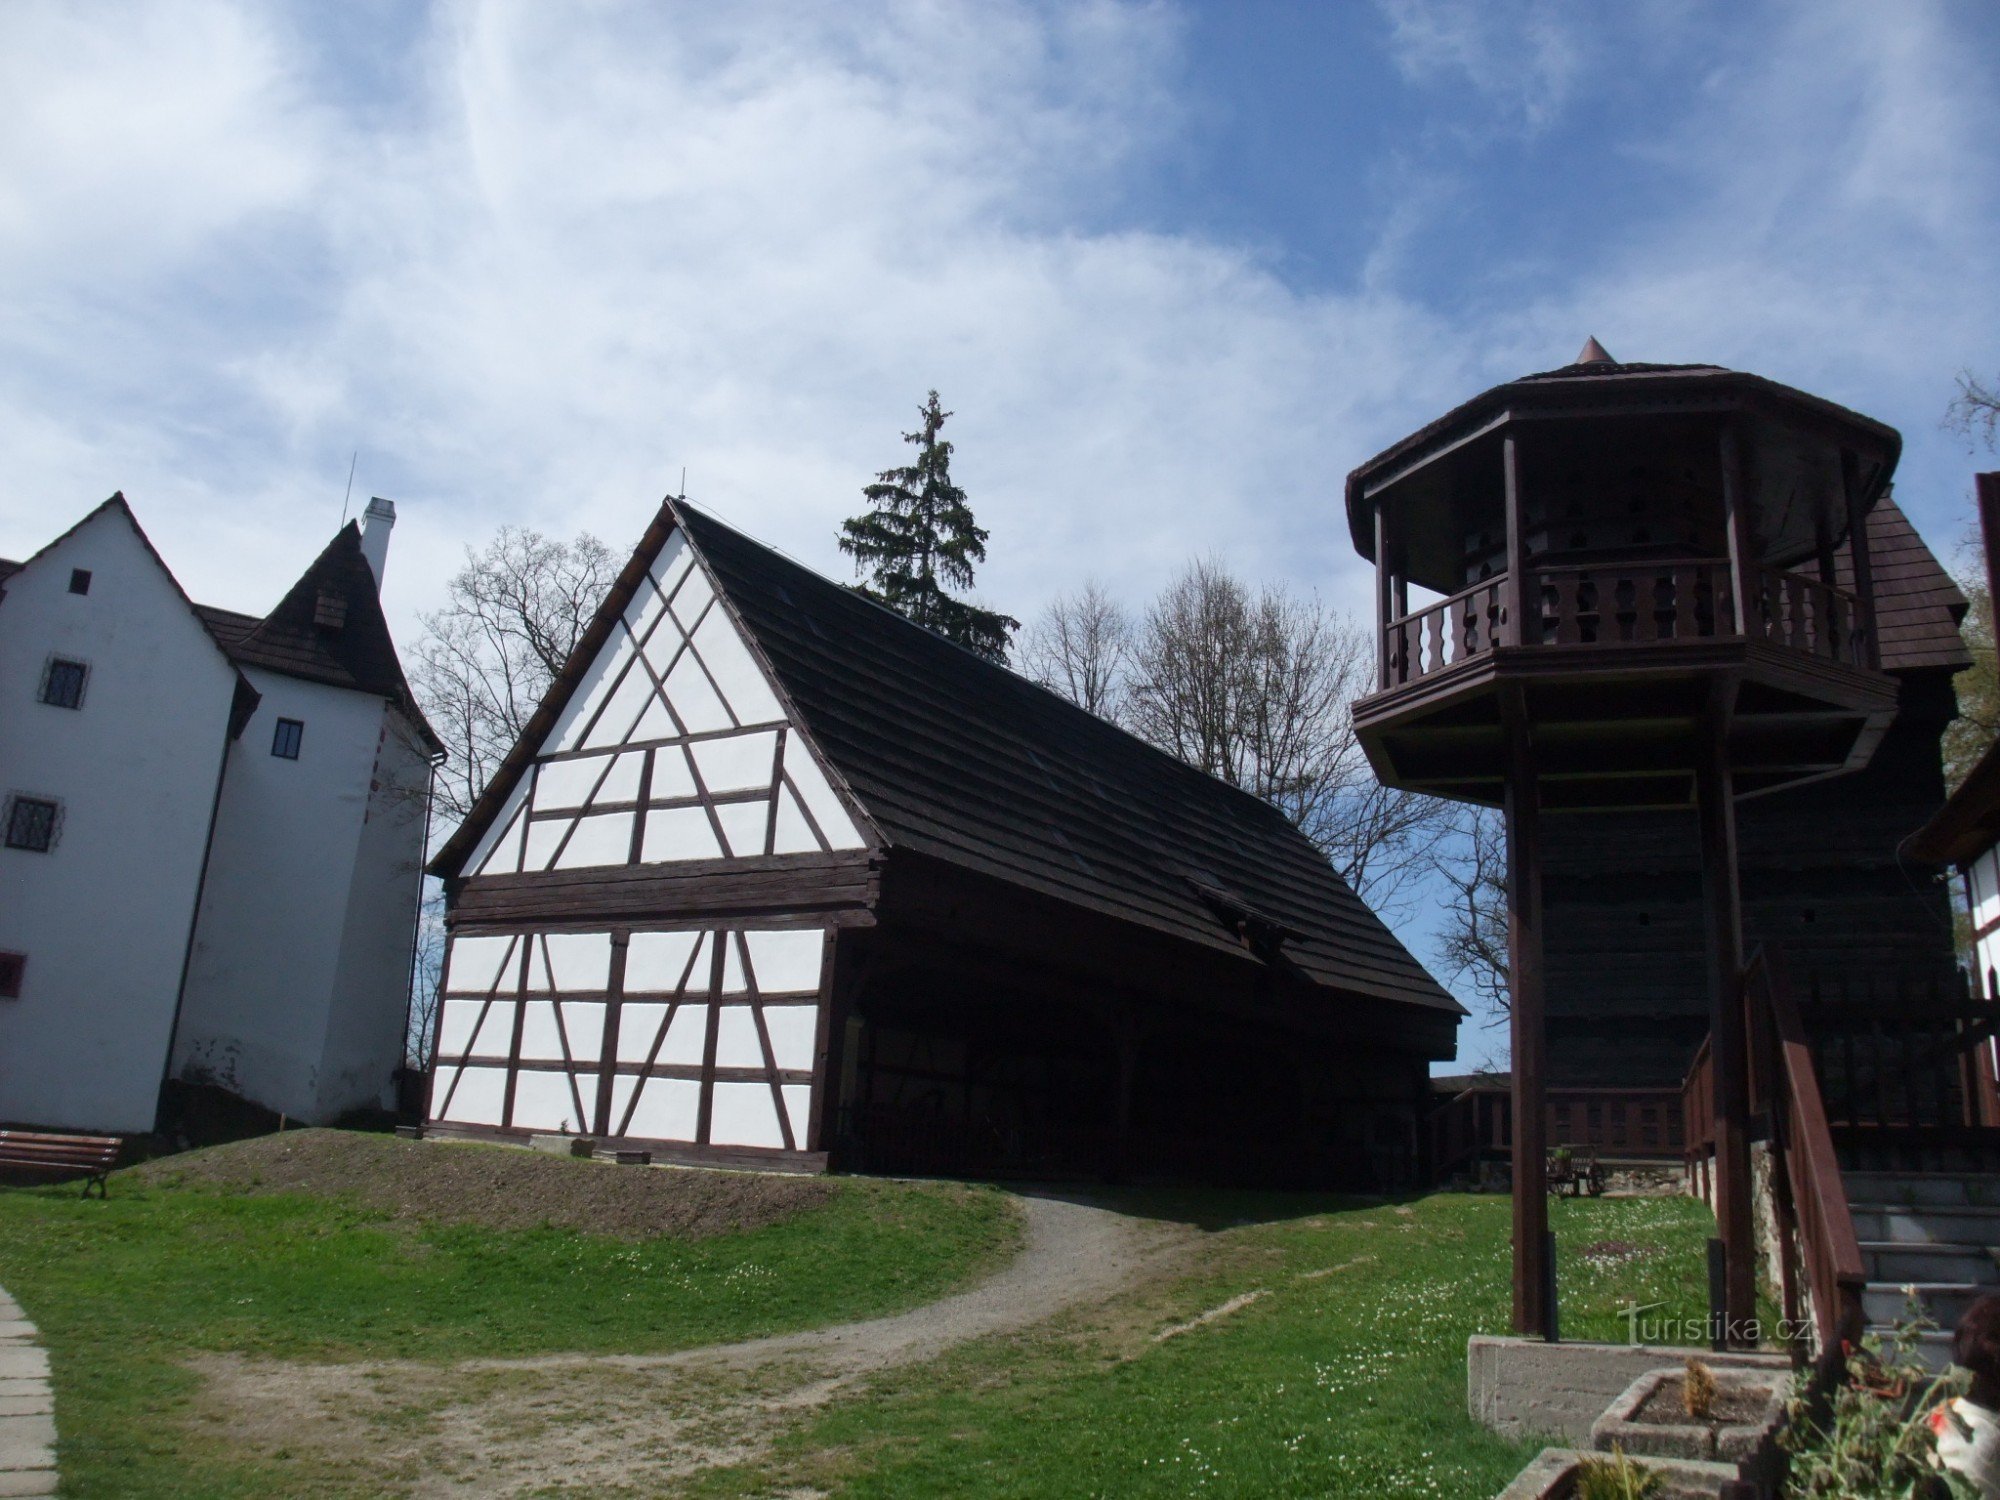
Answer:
622;578;668;639
745;930;823;995
715;800;770;857
762;1004;820;1071
666;650;733;733
670;564;715;633
615;1002;672;1063
771;784;819;854
511;1069;592;1133
532;755;608;811
562;1001;606;1064
552;811;632;869
691;731;778;793
649;746;696;799
708;1081;785;1149
594;752;645;805
542;932;613;991
626;930;704;992
467;782;528;874
715;1005;767;1068
436;998;485;1058
643;806;723;862
654;531;694;597
438;1065;507;1126
692;609;786;726
629;694;680;743
445;935;516;995
468;1000;518;1057
547;632;627;753
522;819;566;872
615;1074;699;1142
659;1004;709;1066
781;1084;813;1145
784;739;864;849
583;657;657;749
721;934;748;994
519;999;566;1060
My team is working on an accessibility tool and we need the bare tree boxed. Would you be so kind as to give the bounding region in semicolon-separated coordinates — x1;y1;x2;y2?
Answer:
1431;807;1510;1023
1020;580;1132;721
1125;557;1452;915
409;527;618;824
1947;371;2000;452
406;884;447;1070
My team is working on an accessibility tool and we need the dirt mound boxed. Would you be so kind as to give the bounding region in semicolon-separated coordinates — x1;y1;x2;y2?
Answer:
126;1129;834;1240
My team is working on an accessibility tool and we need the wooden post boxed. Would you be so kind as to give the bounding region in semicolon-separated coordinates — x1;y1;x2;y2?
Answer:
1978;472;2000;613
1375;502;1391;690
1719;425;1755;639
1841;448;1877;668
1503;435;1525;647
1503;685;1552;1338
1695;690;1756;1343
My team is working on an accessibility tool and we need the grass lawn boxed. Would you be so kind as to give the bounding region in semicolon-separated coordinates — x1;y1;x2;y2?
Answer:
0;1135;1019;1498
694;1191;1722;1499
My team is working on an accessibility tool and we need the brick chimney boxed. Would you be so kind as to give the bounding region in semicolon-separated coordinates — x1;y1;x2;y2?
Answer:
360;496;396;587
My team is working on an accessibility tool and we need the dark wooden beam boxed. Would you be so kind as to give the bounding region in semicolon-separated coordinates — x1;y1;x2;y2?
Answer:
1502;683;1552;1338
1978;472;2000;620
1841;447;1878;669
448;850;878;928
1375;501;1392;691
1695;677;1757;1342
1503;434;1525;647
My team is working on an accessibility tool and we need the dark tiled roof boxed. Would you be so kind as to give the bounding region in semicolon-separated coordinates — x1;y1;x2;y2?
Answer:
194;604;259;648
1833;496;1971;674
678;505;1460;1016
230;523;442;752
0;559;19;583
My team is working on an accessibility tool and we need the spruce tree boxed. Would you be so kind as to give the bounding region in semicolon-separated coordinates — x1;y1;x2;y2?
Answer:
839;391;1019;663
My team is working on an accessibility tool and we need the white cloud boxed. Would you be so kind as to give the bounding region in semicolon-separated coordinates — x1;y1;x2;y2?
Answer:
1375;0;1586;134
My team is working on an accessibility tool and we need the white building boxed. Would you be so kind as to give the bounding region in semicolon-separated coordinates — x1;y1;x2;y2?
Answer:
0;493;440;1134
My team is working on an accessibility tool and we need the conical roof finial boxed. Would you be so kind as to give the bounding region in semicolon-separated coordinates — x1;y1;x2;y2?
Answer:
1575;336;1615;366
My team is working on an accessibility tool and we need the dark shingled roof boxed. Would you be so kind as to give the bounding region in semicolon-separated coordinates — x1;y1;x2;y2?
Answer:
227;522;440;751
687;503;1459;1015
1833;496;1971;675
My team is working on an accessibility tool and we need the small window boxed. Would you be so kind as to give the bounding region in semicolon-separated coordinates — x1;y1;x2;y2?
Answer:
0;953;21;999
38;658;88;710
272;718;304;759
68;569;91;596
4;796;60;853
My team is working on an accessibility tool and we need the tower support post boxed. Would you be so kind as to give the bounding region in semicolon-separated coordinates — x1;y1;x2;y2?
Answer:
1503;685;1552;1338
1696;688;1757;1343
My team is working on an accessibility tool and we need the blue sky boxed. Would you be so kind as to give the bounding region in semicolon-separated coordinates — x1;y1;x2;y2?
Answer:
4;1;1998;1061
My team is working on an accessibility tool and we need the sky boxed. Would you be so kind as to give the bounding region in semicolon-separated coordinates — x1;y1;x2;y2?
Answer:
5;0;1999;1062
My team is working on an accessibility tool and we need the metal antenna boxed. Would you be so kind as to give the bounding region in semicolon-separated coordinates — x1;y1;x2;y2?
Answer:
679;467;687;500
339;450;358;526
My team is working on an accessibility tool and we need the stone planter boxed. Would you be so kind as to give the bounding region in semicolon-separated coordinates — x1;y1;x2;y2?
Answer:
1494;1446;1744;1499
1590;1364;1789;1464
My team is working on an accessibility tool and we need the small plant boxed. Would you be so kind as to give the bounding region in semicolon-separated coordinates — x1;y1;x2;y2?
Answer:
1684;1356;1719;1420
1573;1445;1661;1499
1781;1306;1978;1497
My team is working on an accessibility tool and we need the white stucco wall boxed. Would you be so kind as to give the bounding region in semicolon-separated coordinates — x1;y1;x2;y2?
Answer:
175;673;423;1121
0;508;240;1132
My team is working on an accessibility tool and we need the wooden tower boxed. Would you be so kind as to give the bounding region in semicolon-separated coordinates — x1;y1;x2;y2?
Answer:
1344;341;1900;1338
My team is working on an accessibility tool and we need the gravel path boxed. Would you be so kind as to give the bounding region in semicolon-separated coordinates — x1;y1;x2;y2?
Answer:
0;1283;56;1497
476;1187;1186;1380
195;1188;1194;1495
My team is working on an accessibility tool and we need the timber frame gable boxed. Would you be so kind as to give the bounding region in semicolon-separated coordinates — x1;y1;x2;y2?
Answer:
427;496;1461;1179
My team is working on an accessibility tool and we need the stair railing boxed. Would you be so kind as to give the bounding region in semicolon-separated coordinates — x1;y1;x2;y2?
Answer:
1752;948;1869;1368
1685;946;1866;1369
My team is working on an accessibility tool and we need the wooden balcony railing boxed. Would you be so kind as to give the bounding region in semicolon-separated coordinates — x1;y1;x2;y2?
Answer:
1376;556;1878;689
1382;578;1505;689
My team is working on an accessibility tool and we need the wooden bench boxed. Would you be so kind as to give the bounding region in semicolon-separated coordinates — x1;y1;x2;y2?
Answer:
0;1130;123;1197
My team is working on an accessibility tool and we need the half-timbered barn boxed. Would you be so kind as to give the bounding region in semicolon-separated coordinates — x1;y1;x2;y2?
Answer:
425;498;1460;1186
